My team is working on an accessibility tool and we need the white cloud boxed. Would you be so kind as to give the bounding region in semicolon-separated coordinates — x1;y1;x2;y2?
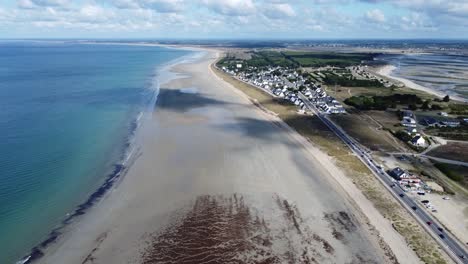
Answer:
112;0;140;9
109;0;184;12
139;0;184;13
365;8;385;23
3;0;467;37
17;0;36;9
308;24;325;31
78;5;115;23
263;3;295;19
400;12;436;31
17;0;69;8
202;0;255;16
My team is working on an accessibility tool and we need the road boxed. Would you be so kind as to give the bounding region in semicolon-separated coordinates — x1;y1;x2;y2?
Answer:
388;152;468;167
297;92;468;264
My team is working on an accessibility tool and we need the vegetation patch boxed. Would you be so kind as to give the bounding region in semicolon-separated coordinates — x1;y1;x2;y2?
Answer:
425;124;468;141
222;51;378;68
448;103;468;115
321;70;384;87
433;163;468;188
344;94;423;110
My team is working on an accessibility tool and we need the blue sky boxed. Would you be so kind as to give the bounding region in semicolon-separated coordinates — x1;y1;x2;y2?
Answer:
0;0;467;39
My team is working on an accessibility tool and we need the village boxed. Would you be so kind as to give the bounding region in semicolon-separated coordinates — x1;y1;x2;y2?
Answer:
222;64;349;114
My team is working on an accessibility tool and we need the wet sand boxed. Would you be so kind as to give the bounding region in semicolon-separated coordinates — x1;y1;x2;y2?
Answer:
377;65;468;103
38;51;402;263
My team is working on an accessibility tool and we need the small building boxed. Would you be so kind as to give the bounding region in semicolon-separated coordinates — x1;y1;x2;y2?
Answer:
421;117;438;127
441;120;460;128
236;63;243;69
411;135;426;147
402;110;414;119
389;167;407;180
402;117;417;127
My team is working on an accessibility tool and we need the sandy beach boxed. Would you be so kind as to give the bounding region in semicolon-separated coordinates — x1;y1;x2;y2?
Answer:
377;65;468;103
35;50;419;263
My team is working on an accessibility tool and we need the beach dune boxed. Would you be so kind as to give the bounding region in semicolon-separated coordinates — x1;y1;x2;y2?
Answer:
39;51;394;263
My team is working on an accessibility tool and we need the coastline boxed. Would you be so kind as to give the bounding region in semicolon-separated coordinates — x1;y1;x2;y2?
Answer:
32;48;399;263
16;47;201;264
376;64;468;103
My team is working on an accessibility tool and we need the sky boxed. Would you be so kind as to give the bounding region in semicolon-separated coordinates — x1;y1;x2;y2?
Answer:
0;0;467;39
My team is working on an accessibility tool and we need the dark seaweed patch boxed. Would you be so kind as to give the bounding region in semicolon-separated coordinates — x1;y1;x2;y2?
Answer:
20;163;126;264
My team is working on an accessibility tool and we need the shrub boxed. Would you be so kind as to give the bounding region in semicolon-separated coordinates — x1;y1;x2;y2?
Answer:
434;163;464;182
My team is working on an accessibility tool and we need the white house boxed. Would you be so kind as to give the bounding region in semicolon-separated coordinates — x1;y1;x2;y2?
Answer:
410;136;426;147
402;117;417;127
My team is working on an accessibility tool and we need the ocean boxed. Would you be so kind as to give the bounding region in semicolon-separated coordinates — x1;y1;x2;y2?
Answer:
378;53;468;100
0;41;190;263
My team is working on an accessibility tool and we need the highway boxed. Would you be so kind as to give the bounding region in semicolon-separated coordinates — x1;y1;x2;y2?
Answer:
297;92;468;264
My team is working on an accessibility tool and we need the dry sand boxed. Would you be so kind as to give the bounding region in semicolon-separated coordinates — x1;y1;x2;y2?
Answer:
37;50;418;263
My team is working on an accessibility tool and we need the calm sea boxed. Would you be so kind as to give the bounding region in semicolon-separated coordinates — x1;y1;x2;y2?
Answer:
379;53;468;99
0;41;189;263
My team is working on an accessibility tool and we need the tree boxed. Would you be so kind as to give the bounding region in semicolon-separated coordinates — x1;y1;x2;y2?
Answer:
395;130;412;142
443;95;450;102
431;104;443;110
421;100;430;110
408;104;418;111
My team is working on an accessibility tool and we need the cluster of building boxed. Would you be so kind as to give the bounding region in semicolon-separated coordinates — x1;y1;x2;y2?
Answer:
420;116;461;128
221;64;346;114
389;167;438;212
389;167;432;195
349;66;395;87
400;111;428;147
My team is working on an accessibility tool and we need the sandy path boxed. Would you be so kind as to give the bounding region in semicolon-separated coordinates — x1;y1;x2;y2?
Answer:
38;51;407;263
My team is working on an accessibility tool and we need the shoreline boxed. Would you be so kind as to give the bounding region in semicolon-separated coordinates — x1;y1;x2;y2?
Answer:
34;48;397;263
16;47;201;264
376;64;468;103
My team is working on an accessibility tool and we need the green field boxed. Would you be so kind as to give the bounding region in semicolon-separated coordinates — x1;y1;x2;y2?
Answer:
232;51;377;68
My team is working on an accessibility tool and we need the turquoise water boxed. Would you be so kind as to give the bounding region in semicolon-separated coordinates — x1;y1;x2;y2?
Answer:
0;41;189;263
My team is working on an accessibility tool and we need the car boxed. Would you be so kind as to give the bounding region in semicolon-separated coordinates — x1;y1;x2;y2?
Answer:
442;197;450;200
411;206;417;210
399;193;404;197
439;234;445;239
460;255;466;259
426;221;432;225
390;184;395;188
437;227;443;232
421;200;429;204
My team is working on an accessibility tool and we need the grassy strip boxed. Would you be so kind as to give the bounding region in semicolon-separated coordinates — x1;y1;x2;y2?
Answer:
213;65;449;264
434;163;464;182
433;162;468;191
